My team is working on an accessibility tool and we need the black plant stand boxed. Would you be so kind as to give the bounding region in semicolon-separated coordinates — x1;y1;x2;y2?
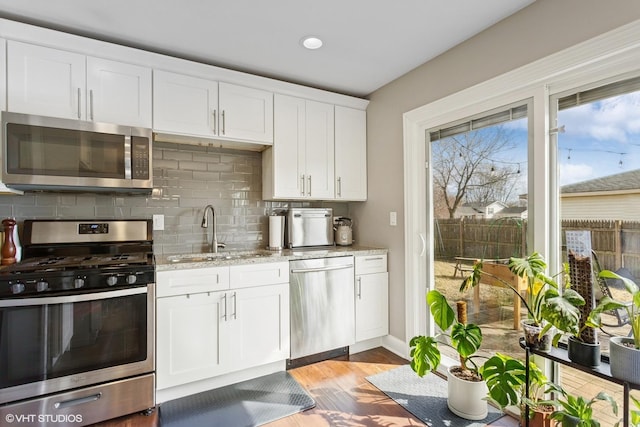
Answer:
522;338;638;427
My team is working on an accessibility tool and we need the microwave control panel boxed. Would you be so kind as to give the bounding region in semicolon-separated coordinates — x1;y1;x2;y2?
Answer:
131;136;150;180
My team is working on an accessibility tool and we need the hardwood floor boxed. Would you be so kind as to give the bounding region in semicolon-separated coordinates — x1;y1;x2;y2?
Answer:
91;347;518;427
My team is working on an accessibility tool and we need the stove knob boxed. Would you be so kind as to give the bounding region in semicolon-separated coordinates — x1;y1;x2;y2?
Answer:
36;281;49;292
10;282;25;294
74;277;85;289
126;274;137;285
106;276;118;287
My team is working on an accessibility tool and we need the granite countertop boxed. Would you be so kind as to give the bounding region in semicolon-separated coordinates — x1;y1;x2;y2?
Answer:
156;245;388;271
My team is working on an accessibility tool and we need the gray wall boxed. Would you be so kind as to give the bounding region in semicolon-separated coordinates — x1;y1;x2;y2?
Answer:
352;0;640;342
0;141;348;256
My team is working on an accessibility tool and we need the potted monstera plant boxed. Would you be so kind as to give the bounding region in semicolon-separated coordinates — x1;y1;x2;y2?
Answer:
462;252;584;352
409;289;487;420
480;353;553;427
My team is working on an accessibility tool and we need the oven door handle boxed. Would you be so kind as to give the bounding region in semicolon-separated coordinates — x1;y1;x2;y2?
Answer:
0;286;147;307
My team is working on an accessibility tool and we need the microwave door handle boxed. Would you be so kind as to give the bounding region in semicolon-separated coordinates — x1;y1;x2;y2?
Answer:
124;134;132;179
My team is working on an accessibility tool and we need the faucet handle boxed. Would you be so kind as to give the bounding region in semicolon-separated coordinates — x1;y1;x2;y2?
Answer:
217;242;226;249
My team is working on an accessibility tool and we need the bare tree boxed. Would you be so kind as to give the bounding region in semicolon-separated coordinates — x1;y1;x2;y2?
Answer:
431;125;521;218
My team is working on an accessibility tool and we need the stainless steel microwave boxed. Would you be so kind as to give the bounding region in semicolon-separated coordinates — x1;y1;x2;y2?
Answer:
1;112;152;192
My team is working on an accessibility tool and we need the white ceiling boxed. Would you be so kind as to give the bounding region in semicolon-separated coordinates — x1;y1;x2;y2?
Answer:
0;0;534;97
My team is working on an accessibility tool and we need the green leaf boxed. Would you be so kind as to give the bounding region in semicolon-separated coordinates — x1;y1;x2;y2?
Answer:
451;322;482;359
427;290;456;332
460;261;483;293
480;354;527;408
542;289;583;336
599;270;639;294
409;335;441;377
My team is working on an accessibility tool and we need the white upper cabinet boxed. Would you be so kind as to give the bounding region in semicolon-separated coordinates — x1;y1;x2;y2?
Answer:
86;57;152;127
263;94;334;199
335;106;367;200
153;70;218;137
7;41;152;127
153;71;273;145
305;100;335;199
218;82;273;143
8;41;86;119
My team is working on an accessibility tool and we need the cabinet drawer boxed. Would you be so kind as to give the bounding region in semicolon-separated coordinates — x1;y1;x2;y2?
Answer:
355;254;387;275
157;267;230;297
230;262;289;289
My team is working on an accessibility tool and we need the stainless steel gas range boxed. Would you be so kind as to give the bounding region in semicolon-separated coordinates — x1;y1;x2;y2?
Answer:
0;219;155;426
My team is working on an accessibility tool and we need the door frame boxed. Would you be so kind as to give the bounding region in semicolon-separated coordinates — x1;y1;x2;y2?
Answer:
402;20;640;351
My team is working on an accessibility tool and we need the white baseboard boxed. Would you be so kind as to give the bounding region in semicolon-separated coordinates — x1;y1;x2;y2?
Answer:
381;334;410;360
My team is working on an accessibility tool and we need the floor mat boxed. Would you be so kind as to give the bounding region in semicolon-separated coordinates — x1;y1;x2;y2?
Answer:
159;371;315;427
366;364;502;427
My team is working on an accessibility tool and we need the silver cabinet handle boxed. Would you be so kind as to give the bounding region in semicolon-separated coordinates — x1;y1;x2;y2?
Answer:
77;88;81;119
89;89;94;120
212;110;217;133
301;175;305;196
307;175;312;196
221;293;227;321
222;110;226;134
337;177;342;197
232;292;237;319
357;277;362;299
365;257;384;261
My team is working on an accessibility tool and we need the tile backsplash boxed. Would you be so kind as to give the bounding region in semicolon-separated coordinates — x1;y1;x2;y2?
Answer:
0;141;348;256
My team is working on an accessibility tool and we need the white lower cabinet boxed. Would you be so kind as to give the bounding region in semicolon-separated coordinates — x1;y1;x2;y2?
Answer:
156;291;227;389
355;255;389;341
226;284;289;371
156;262;289;390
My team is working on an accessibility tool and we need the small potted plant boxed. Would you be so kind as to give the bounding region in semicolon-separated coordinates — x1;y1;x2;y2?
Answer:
480;353;553;427
409;289;487;420
544;382;618;427
591;269;640;384
462;252;583;352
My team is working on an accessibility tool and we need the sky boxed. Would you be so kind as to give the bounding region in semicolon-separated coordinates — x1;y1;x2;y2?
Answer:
557;91;640;186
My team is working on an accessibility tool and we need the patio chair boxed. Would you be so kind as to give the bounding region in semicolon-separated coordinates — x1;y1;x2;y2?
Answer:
591;251;633;335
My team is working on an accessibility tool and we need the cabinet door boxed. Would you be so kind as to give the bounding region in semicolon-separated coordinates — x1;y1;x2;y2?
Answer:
156;292;226;389
355;272;389;341
153;70;218;137
226;284;289;371
218;83;273;143
87;57;152;127
7;41;86;119
335;106;367;200
271;94;306;198
0;39;6;112
305;100;335;199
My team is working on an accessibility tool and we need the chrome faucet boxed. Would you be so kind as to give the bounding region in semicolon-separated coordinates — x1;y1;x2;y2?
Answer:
201;204;225;253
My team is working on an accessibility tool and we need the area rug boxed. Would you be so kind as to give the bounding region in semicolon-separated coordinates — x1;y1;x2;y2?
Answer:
366;365;502;427
159;371;315;427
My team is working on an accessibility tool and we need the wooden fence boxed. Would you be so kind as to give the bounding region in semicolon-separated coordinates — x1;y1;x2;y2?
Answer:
435;218;640;278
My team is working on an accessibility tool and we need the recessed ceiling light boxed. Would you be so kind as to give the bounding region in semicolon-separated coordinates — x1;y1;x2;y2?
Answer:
301;36;323;50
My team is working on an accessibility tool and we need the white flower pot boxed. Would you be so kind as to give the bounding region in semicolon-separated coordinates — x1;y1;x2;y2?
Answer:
446;366;488;420
609;336;640;384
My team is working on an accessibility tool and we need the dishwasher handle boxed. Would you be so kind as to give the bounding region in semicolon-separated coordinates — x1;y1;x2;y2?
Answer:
291;264;354;274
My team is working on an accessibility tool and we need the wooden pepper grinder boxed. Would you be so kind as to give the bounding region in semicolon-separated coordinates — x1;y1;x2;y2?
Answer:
2;218;17;265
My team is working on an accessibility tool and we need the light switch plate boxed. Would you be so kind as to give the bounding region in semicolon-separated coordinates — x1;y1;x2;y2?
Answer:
390;211;397;226
153;214;165;231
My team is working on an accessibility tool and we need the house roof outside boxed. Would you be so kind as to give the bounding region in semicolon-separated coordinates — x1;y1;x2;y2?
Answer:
561;169;640;194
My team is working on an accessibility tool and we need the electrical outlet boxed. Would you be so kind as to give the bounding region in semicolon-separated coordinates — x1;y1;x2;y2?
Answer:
390;211;397;226
153;214;165;231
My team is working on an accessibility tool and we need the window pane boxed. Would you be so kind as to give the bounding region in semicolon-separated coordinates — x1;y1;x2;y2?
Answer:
430;104;529;363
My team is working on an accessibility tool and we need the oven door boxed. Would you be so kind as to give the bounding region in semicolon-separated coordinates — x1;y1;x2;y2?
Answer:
0;284;154;405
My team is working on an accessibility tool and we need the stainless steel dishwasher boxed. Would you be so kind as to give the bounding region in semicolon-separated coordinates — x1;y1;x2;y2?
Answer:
288;256;355;366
